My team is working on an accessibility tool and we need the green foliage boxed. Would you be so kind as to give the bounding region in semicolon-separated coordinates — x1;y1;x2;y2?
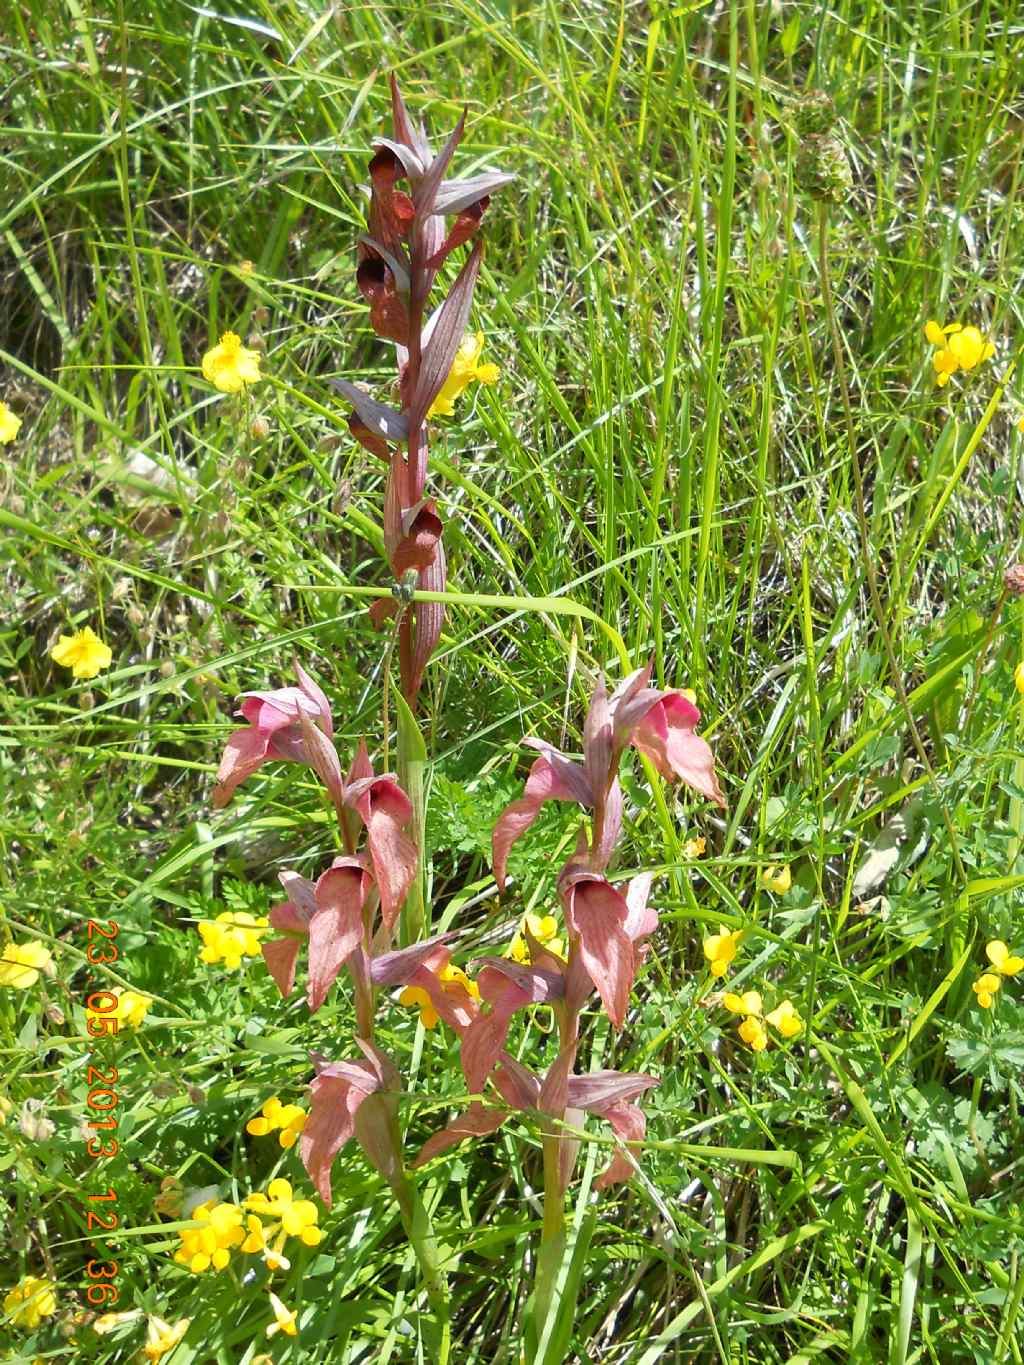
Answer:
2;0;1024;1360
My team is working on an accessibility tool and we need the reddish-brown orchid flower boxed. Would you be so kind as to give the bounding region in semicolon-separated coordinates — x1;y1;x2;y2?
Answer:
212;663;335;808
493;665;724;890
414;1053;658;1192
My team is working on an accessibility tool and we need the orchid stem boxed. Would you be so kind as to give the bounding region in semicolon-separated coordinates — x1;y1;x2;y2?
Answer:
391;1168;451;1364
534;1134;567;1347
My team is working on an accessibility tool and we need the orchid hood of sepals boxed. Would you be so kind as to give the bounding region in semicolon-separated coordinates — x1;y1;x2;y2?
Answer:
342;743;419;931
266;859;371;1012
609;665;726;808
460;872;656;1092
261;858;442;1012
301;1041;399;1204
213;663;334;807
413;1058;658;1190
460;958;565;1093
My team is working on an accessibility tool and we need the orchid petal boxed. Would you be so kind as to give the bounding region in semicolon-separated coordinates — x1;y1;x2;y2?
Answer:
302;1061;380;1204
277;870;319;923
369;935;454;986
330;380;409;444
262;938;301;998
294;662;334;736
307;865;367;1012
432;172;516;215
493;1054;541;1110
393;498;443;575
298;711;346;813
408;240;483;434
566;1070;659;1112
345;776;418;930
631;694;725;807
622;872;658;942
389;76;433;165
212;726;272;807
461;970;532;1093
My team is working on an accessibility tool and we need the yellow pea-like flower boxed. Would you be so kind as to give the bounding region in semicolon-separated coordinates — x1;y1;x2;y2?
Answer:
985;940;1024;976
703;927;742;979
427;332;499;417
972;973;1002;1009
738;1016;769;1051
766;999;803;1038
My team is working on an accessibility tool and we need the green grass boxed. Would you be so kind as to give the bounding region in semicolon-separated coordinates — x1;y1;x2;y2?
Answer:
3;0;1024;1360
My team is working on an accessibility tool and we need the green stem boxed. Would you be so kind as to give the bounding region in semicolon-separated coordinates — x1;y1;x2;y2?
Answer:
534;1134;567;1343
391;1168;451;1364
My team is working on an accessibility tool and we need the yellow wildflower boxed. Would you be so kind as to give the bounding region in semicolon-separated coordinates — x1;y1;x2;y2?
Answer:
86;989;152;1032
0;1095;12;1124
507;913;565;964
197;912;268;969
173;1199;245;1273
246;1096;307;1150
738;1015;769;1051
760;865;792;894
702;927;741;979
722;990;763;1017
0;401;22;444
50;626;113;680
143;1316;191;1360
266;1292;298;1339
972;973;1002;1009
201;331;262;394
1018;416;1024;434
924;319;995;387
400;962;480;1029
766;999;803;1038
985;940;1024;977
427;331;499;417
242;1178;322;1273
721;989;772;1050
0;942;53;990
3;1276;57;1330
1015;661;1024;695
683;836;706;859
